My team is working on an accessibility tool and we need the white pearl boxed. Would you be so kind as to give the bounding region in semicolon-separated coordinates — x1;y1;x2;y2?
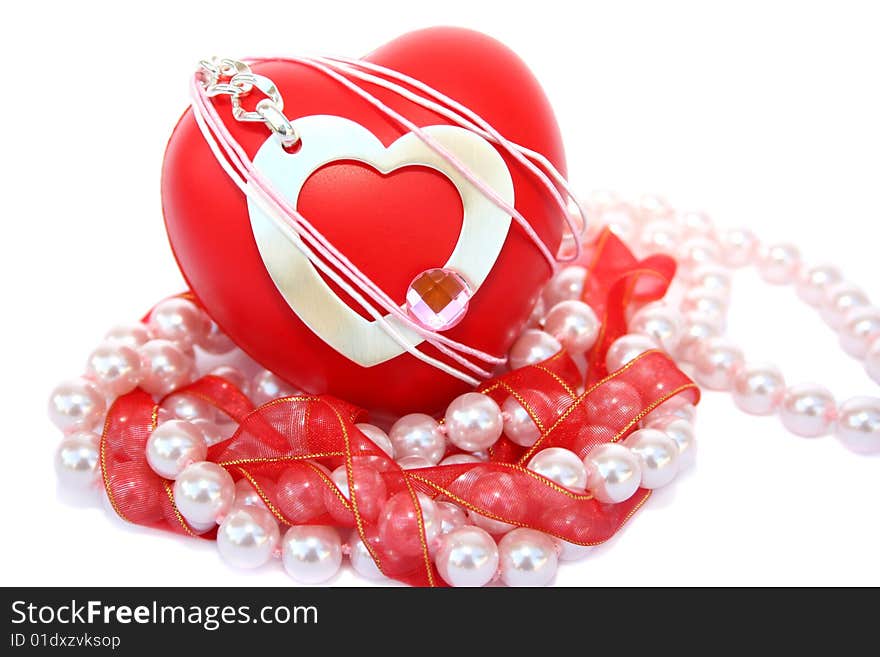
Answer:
676;312;723;362
54;432;100;489
148;298;208;349
648;417;696;469
498;528;558;587
839;306;880;358
439;454;482;465
629;303;682;353
867;338;880;385
678;210;715;238
718;227;759;268
355;423;394;459
501;396;542;447
544;300;601;353
779;384;836;437
821;282;870;329
348;533;385;580
160;394;214;422
396;455;434;470
104;323;152;349
757;243;801;284
252;370;297;405
834;396;880;454
677;236;721;273
468;510;516;536
444;393;504;451
173;461;235;526
543;266;587;308
508;329;563;370
527;447;588;491
217;506;280;569
693;338;744;390
606;333;659;372
555;539;593;562
687;264;733;299
680;287;728;327
138;339;194;397
584;443;642;503
85;342;142;397
732;363;786;415
145;420;207;479
624;428;679;489
639;220;682;255
796;264;843;306
281;526;342;584
435;526;499;587
388;414;446;464
48;378;106;434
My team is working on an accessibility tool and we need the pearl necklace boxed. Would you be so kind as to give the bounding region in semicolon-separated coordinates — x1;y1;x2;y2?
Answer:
584;193;880;454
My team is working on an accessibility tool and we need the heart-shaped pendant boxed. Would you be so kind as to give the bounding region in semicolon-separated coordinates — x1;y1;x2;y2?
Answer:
161;27;567;414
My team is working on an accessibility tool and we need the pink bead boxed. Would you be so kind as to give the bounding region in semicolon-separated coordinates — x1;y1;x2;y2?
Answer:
209;366;250;397
628;303;682;353
636;194;674;222
148;298;209;349
605;333;659;372
159;394;215;422
325;463;388;523
48;378;107;433
585;379;643;423
676;312;723;363
867;338;880;385
544;300;600;354
405;268;471;331
508;329;562;370
444;393;504;451
732;363;786;415
676;237;721;274
821;282;870;329
275;463;329;524
198;319;236;354
501;396;542;447
252;370;297;405
641;393;697;426
104;323;152;349
757;243;801;285
796;264;843;307
388;414;446;464
693;338;744;391
687;265;733;299
677;210;715;238
191;418;234;447
718;227;759;268
436;501;470;534
639;220;682;255
780;384;836;437
138;339;194;397
839;306;880;358
378;491;440;556
85;342;142;397
542;266;587;308
680;288;728;327
597;203;638;243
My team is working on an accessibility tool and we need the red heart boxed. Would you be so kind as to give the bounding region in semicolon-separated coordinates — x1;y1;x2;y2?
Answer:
161;27;566;414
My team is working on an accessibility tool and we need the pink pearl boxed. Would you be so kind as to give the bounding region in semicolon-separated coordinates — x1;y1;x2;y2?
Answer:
605;334;659;372
85;342;142;397
48;378;106;433
209;366;250;396
396;455;434;469
544;300;600;354
687;264;732;299
501;396;542;447
542;266;587;308
821;282;870;329
834;396;880;454
104;323;152;349
389;414;446;464
444;393;504;451
639;220;682;255
355;423;394;459
641;394;697;426
693;338;744;390
597;204;638;243
436;501;470;534
159;394;215;422
867;338;880;385
780;384;836;437
378;491;439;556
676;237;721;274
508;329;562;370
252;370;297;405
276;463;329;524
405;268;471;331
796;264;843;307
676;312;723;363
138;339;194;397
198;319;236;354
629;303;682;353
757;243;801;285
636;194;674;222
148;298;209;349
326;463;387;523
732;363;786;415
191;418;234;446
440;454;481;465
677;210;715;238
680;288;728;327
839;306;880;358
718;227;759;268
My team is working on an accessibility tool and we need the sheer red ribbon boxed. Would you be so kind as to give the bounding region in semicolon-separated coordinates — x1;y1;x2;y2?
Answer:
99;229;698;586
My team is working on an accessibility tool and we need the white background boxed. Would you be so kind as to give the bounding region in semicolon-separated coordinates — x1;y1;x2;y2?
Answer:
1;0;878;586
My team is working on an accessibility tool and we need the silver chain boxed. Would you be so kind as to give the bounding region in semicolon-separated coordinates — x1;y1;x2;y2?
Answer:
197;57;299;149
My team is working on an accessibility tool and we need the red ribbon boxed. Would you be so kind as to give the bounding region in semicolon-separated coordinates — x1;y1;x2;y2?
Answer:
99;229;698;586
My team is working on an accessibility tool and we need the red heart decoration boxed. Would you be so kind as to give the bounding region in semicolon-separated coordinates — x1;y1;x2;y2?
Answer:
161;27;566;414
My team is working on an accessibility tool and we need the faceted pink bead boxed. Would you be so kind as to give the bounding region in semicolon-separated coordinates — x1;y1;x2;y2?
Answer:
405;268;471;331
